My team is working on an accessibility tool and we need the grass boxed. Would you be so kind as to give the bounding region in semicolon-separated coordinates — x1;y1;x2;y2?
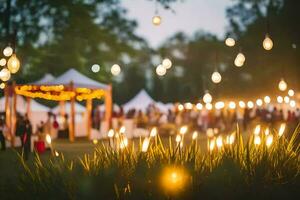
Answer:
0;125;299;200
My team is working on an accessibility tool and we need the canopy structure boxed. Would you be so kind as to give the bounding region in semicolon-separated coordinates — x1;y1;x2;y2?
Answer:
123;90;155;112
4;68;112;144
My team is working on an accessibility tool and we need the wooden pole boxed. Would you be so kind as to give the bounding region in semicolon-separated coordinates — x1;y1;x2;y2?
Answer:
105;84;112;129
59;100;65;116
26;97;31;119
69;82;75;142
86;99;92;140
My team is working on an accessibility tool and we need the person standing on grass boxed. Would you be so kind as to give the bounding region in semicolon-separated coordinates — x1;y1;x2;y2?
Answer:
0;119;7;151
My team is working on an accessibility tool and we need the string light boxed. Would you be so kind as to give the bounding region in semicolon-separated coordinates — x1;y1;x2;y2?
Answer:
278;79;287;91
162;58;172;69
256;99;263;107
205;103;213;110
234;52;245;67
203;91;212;103
277;96;283;104
184;102;193;110
290;100;296;108
211;71;222;83
7;54;20;73
152;15;161;26
91;64;100;73
263;34;273;50
215;101;225;110
264;96;271;104
284;96;290;104
225;37;235;47
228;101;236;109
111;64;121;76
0;58;6;66
156;64;166;76
288;89;294;97
196;103;203;110
142;137;150;152
3;46;13;57
0;82;5;89
239;101;246;108
247;101;254;108
0;68;11;82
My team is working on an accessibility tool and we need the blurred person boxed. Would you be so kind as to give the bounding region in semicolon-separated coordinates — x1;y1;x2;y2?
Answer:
23;115;33;160
0;119;7;151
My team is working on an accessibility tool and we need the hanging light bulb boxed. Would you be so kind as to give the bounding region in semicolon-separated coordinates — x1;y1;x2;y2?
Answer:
263;34;273;50
203;91;212;104
0;82;5;89
156;64;166;76
225;37;235;47
152;15;161;26
256;99;263;107
0;58;6;66
234;52;245;67
3;46;13;57
288;89;294;97
228;101;236;109
162;58;172;69
211;71;222;84
91;64;100;73
278;79;287;91
7;54;20;73
277;96;283;104
111;64;121;76
264;96;271;104
0;68;11;82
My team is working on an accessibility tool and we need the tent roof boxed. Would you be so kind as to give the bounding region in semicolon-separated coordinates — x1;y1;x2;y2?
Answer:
52;102;86;113
30;100;50;112
47;68;108;89
123;90;155;112
33;73;55;85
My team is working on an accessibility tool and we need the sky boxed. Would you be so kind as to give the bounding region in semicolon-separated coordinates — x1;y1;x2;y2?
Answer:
122;0;233;47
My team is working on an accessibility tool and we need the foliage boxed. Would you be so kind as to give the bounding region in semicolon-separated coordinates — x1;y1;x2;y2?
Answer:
4;127;300;199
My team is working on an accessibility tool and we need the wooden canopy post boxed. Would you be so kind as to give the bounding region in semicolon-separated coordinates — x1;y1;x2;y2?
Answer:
59;101;65;116
26;97;31;119
105;84;112;129
69;82;75;142
4;85;12;146
86;99;92;140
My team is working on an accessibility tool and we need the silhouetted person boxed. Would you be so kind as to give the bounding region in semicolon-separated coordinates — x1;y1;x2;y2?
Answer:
0;119;7;151
22;115;33;160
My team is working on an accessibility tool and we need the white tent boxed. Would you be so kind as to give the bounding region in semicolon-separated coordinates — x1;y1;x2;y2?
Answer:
156;102;174;113
0;96;26;114
52;102;86;113
123;90;155;112
33;73;55;85
47;68;108;89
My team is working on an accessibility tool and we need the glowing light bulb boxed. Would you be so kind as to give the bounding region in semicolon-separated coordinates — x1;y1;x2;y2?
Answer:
175;135;181;143
203;92;212;103
91;64;100;73
111;64;121;76
225;37;235;47
209;138;215;151
196;103;203;110
236;53;246;63
119;126;126;134
288;89;294;97
162;58;172;69
205;103;213;110
254;125;261;135
7;54;20;74
264;128;270;136
93;139;98;144
46;134;52;144
278;79;287;91
247;101;254;108
0;83;5;89
152;15;161;26
211;71;222;83
264;96;271;104
179;126;188;135
206;128;214;138
156;64;166;76
0;68;11;82
277;96;283;104
263;35;273;50
256;99;263;107
284;96;290;104
215;101;225;110
216;136;223;148
108;129;114;138
178;104;184;111
226;133;235;145
234;57;244;67
239;101;246;108
184;102;193;110
290;100;296;108
3;46;13;57
0;58;6;66
228;101;236;109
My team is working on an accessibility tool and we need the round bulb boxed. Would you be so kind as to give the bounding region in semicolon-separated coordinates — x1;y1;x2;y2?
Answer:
203;92;212;104
3;46;13;57
152;15;161;26
7;54;20;73
111;64;121;76
0;68;11;82
162;58;172;69
211;71;222;83
264;96;271;104
247;101;254;108
236;53;246;63
290;100;296;108
0;58;6;66
256;99;263;106
228;101;236;109
278;79;287;91
277;96;283;104
263;35;273;50
0;82;5;89
288;89;294;97
225;37;235;47
156;64;166;76
239;101;246;108
91;64;100;73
